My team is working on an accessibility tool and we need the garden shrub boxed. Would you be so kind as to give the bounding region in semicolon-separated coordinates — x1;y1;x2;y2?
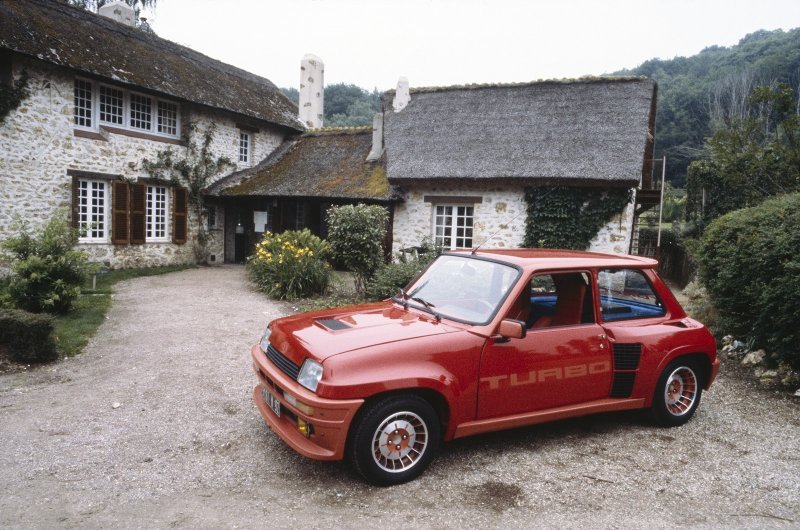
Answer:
1;214;89;314
366;241;439;301
247;229;331;300
698;192;800;369
326;204;388;294
0;309;57;363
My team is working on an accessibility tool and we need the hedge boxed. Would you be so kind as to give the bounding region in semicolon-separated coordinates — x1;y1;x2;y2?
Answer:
698;192;800;369
0;308;58;363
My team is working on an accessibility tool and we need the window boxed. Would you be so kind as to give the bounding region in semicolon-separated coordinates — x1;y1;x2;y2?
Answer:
239;131;250;163
598;269;665;321
146;185;169;241
99;85;124;125
516;272;595;329
130;93;152;131
74;79;93;128
74;79;180;138
158;101;178;136
77;179;108;242
434;205;474;250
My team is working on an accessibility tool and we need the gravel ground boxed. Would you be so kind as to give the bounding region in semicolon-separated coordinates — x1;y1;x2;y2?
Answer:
0;266;798;528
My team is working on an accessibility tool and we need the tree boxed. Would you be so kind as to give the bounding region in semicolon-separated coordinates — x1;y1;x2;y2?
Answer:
280;84;381;128
686;83;800;228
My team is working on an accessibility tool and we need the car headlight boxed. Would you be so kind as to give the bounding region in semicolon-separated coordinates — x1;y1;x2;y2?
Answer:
297;359;323;392
260;327;271;352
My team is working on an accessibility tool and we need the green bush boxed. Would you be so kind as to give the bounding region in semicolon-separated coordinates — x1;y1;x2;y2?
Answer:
366;257;433;301
1;214;89;314
698;192;800;369
326;204;388;294
247;229;331;300
0;308;57;363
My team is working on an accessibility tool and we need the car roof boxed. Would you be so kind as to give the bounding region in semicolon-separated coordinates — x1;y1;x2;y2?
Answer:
449;249;658;271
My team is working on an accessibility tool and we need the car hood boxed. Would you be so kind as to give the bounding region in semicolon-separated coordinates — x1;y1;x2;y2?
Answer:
269;301;465;364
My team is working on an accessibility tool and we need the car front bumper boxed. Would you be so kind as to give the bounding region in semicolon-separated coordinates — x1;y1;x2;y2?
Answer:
251;344;363;461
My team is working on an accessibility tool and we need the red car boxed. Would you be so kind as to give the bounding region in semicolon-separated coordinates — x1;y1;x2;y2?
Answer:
252;249;719;485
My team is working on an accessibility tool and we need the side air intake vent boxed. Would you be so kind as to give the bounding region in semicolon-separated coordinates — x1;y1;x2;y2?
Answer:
610;372;636;398
613;343;642;370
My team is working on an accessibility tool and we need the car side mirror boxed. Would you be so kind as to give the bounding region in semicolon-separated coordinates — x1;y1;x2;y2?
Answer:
497;318;526;340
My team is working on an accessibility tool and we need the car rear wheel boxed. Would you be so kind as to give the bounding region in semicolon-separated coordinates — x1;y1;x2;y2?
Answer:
651;360;703;427
348;395;440;486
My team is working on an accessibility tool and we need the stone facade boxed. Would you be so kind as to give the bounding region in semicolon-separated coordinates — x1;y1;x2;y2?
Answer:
391;182;635;255
0;58;286;268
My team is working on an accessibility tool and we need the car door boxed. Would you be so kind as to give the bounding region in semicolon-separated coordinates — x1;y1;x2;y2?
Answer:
477;271;613;419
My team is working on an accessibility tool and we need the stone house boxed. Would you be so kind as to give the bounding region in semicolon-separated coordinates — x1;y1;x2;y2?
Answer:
206;127;394;263
381;78;658;255
0;0;303;268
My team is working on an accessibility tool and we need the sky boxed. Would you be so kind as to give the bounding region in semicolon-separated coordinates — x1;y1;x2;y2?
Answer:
146;0;800;92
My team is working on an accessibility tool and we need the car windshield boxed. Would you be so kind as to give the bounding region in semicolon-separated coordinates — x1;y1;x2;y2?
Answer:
397;254;519;324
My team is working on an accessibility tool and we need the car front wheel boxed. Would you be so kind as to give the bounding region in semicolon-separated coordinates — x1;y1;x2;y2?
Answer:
651;360;703;427
348;395;440;486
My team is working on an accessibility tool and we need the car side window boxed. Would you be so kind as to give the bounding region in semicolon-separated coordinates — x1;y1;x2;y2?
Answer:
598;269;666;321
506;272;595;329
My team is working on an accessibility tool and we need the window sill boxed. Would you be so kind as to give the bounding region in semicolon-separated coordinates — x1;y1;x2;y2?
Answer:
73;127;183;145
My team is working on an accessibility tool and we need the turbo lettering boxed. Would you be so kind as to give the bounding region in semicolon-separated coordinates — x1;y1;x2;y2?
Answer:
480;360;612;390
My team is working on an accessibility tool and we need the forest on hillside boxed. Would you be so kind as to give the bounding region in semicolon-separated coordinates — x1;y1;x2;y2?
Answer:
284;28;800;186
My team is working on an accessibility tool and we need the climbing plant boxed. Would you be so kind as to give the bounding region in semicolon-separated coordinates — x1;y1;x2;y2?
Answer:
142;123;234;262
523;186;633;250
0;71;29;125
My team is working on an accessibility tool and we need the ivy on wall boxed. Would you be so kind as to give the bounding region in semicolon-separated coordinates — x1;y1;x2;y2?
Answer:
0;71;29;125
523;186;633;250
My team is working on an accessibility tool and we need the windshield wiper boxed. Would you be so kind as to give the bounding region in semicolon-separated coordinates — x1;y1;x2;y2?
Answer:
411;296;441;322
393;287;409;309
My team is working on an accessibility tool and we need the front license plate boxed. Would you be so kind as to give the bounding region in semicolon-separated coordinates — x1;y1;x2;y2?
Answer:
263;388;281;417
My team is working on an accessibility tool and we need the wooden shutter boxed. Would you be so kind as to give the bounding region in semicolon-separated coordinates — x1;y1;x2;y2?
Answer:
71;176;80;229
130;183;146;245
111;180;130;245
173;186;188;244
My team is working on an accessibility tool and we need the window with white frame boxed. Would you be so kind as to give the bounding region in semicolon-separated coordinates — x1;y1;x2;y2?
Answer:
130;93;153;131
239;131;251;163
74;79;93;128
433;205;474;250
158;101;178;136
77;179;108;242
99;85;124;125
146;185;169;241
73;79;180;138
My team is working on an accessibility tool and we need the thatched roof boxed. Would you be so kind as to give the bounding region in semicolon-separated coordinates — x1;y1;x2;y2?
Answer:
208;129;393;201
0;0;303;132
383;78;656;186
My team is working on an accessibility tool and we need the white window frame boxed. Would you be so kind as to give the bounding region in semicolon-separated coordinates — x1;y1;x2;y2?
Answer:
73;78;181;139
74;78;95;130
77;179;110;243
239;130;251;163
433;204;474;250
146;185;171;242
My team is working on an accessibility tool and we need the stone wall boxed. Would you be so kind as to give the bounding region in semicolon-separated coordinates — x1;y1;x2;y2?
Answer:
391;182;635;255
0;58;285;268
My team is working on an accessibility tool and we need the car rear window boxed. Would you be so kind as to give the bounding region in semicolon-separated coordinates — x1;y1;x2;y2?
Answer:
598;269;665;321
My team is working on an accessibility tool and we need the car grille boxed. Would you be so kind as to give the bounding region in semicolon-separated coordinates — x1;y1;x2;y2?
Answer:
265;344;300;380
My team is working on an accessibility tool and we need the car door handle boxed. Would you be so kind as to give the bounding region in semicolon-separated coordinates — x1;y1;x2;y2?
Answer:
598;334;606;349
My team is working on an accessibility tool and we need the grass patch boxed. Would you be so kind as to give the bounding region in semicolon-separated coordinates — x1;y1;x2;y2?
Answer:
53;265;193;356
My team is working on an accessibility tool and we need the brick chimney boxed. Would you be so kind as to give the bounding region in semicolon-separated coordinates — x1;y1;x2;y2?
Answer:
98;1;135;27
299;54;324;129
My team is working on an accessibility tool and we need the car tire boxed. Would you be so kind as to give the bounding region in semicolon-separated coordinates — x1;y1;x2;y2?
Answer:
650;359;703;427
348;395;440;486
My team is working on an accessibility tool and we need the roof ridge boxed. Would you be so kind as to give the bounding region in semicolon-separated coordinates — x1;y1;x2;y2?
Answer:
303;126;372;136
383;76;651;96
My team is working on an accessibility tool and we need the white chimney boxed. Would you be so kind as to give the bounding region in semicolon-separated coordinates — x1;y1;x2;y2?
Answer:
393;77;410;112
299;54;324;129
98;1;136;27
366;113;384;161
